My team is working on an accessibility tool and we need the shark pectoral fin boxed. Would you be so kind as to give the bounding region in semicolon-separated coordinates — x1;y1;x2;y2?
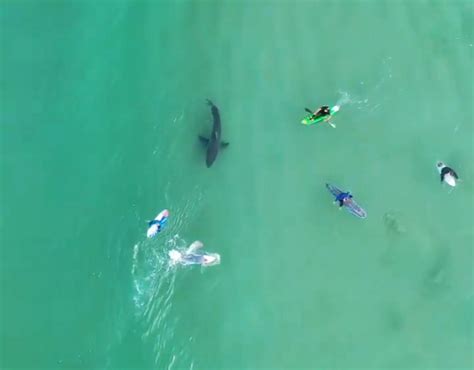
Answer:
220;141;230;148
199;136;210;145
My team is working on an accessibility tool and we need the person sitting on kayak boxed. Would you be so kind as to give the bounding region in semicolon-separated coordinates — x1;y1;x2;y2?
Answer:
335;192;353;207
314;106;330;119
304;106;335;127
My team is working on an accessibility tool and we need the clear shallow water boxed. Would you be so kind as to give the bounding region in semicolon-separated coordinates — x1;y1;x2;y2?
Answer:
1;1;473;369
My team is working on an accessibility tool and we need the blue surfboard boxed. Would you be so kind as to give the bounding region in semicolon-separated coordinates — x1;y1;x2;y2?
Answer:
326;183;367;219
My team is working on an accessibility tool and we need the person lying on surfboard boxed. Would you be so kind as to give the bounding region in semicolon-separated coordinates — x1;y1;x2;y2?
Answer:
437;162;459;187
168;241;221;267
334;191;353;207
146;209;169;238
304;106;336;127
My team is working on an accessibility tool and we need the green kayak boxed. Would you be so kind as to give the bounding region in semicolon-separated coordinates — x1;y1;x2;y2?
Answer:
301;105;340;126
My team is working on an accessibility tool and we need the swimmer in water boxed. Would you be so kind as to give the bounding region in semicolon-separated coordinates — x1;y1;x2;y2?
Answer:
169;241;221;267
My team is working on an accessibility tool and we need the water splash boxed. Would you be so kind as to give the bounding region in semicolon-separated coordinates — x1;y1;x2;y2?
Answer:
131;234;194;368
336;56;395;115
336;89;372;112
335;90;351;107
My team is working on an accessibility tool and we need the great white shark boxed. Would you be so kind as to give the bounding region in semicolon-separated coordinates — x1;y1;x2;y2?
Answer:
199;99;229;167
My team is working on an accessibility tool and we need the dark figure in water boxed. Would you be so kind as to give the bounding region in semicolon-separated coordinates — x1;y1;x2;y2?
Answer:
305;105;330;120
437;162;458;182
437;161;459;187
335;191;353;207
199;99;229;167
304;105;336;127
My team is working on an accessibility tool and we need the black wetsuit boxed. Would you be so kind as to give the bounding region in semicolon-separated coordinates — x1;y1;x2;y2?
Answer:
314;106;331;119
440;167;458;182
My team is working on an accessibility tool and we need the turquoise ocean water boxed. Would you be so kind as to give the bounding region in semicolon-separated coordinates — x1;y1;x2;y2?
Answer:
1;1;473;369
